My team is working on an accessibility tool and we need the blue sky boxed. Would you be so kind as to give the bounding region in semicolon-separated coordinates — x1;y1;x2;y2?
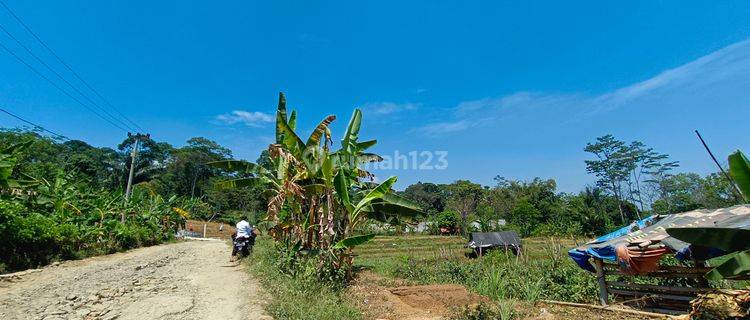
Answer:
1;1;750;192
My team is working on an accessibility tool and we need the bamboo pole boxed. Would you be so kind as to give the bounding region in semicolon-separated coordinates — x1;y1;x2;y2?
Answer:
538;300;674;318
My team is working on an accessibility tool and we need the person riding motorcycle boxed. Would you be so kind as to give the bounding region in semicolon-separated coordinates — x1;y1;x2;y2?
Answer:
231;219;256;261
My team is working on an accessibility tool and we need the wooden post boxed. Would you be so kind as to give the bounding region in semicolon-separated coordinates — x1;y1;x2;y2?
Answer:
594;259;609;306
203;223;207;238
694;260;710;288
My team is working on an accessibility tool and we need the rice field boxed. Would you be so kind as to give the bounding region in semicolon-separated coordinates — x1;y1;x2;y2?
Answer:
354;234;589;276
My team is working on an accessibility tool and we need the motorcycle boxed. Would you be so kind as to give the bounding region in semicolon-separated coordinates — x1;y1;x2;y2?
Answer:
232;235;255;259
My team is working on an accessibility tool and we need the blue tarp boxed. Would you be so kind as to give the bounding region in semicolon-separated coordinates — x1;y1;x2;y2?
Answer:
568;215;656;272
568;205;750;272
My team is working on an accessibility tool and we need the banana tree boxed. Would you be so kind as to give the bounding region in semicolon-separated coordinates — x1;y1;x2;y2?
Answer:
0;140;37;189
208;92;422;255
666;150;750;280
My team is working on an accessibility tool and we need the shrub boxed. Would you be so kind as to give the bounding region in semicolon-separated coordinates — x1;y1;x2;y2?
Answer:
381;242;598;304
435;210;462;233
249;238;361;320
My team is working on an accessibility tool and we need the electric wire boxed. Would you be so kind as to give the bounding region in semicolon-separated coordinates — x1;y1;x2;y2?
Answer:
0;40;130;132
0;22;136;132
0;0;145;132
0;106;68;140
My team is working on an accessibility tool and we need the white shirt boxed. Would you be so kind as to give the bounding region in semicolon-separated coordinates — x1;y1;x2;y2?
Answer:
236;220;253;238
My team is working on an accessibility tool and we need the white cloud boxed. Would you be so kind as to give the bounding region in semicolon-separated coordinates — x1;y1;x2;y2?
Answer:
362;102;420;115
416;120;471;135
417;38;750;135
215;110;274;127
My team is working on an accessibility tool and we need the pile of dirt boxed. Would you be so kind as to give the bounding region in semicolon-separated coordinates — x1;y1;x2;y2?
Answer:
349;272;669;320
349;271;489;320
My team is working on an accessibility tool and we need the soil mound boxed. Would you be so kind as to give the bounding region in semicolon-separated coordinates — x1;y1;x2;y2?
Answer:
349;272;488;320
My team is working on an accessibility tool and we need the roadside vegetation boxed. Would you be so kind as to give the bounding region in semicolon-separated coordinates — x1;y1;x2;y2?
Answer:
0;129;267;273
248;237;362;320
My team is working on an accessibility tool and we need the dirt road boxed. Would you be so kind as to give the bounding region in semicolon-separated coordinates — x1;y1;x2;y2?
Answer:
0;240;270;320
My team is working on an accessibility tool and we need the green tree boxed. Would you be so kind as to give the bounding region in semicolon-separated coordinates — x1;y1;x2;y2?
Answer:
400;182;446;215
507;198;541;237
444;180;484;233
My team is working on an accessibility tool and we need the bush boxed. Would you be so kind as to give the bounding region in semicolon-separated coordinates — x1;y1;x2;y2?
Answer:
248;238;361;320
385;243;598;304
434;210;462;233
0;190;188;273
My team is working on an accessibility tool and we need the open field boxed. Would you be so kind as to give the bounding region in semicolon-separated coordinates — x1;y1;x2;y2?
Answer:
348;235;667;319
354;235;587;276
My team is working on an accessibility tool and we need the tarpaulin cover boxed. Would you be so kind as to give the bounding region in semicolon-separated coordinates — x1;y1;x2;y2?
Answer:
468;231;522;249
568;205;750;273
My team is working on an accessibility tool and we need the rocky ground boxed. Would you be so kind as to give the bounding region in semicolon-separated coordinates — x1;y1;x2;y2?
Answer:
0;240;270;320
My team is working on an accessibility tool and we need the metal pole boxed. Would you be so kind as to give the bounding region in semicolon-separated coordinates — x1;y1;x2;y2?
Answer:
695;130;743;200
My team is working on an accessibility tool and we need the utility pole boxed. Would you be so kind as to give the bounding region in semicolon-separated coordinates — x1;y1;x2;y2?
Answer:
695;130;743;201
124;133;150;221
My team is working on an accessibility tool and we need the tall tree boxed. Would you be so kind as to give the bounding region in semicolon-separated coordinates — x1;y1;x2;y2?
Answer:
445;180;484;223
584;135;631;223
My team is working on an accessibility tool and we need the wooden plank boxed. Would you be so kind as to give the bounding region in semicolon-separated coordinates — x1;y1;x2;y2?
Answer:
538;300;667;318
606;281;711;294
640;307;687;316
602;263;712;273
659;265;713;273
608;289;695;302
603;270;707;279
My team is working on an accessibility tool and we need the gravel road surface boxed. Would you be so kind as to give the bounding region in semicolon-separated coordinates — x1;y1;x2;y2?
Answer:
0;240;270;320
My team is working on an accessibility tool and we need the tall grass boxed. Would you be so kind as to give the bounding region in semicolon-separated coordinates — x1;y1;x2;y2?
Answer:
356;236;598;304
247;237;362;320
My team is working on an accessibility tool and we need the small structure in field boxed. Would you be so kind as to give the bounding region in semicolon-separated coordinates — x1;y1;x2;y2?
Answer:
467;231;522;256
568;205;750;314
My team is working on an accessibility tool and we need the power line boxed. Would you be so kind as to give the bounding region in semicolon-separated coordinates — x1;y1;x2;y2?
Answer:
0;0;145;132
0;40;130;132
0;22;136;132
0;106;68;139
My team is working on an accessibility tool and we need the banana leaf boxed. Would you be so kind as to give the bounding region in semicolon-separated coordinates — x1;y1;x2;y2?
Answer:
215;177;262;189
0;140;33;188
321;156;334;188
706;249;750;280
365;202;422;225
332;234;375;250
288;110;297;130
381;193;422;212
729;150;750;201
364;190;423;224
356;139;377;151
2;139;33;154
666;227;750;251
205;160;262;174
358;153;384;163
341;109;362;152
275;92;287;144
303;183;327;196
276;112;305;156
306;115;336;148
353;176;398;215
333;170;354;212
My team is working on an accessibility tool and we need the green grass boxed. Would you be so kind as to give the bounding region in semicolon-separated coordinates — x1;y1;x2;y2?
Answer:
353;235;598;304
246;237;362;320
